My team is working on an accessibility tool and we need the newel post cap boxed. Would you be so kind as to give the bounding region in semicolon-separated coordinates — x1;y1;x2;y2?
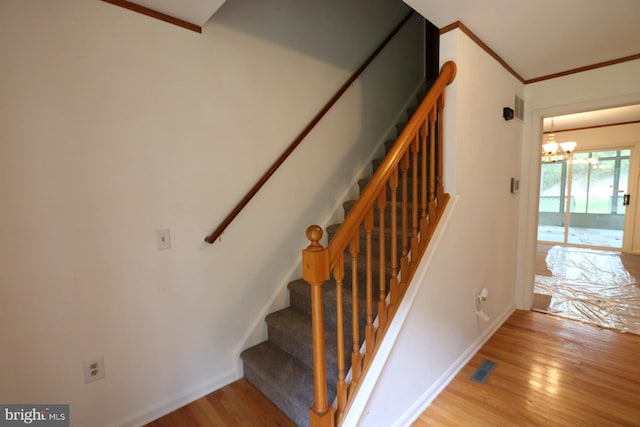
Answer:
302;225;330;284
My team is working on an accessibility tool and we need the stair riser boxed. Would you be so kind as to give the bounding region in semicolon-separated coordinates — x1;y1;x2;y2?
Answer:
266;325;334;389
340;204;422;234
288;281;377;340
267;322;352;394
339;221;419;249
296;246;397;296
358;177;430;203
243;362;310;427
370;156;430;179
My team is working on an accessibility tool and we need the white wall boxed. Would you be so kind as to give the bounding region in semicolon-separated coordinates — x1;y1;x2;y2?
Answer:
0;0;424;425
516;59;640;309
352;27;523;426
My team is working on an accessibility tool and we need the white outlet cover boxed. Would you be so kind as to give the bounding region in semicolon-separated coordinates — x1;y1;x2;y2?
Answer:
83;355;105;384
156;228;171;250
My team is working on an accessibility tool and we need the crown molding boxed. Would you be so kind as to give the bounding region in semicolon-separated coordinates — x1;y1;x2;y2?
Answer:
543;119;640;134
525;53;640;84
440;21;640;85
101;0;202;33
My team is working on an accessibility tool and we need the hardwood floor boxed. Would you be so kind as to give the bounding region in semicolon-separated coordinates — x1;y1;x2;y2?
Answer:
414;310;640;426
145;309;640;427
146;246;640;426
143;379;295;427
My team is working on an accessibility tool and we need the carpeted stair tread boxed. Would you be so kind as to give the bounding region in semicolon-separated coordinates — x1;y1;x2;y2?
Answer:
288;278;378;337
241;341;318;427
265;307;346;386
342;199;421;230
358;176;424;197
343;198;417;214
291;248;395;294
372;151;428;174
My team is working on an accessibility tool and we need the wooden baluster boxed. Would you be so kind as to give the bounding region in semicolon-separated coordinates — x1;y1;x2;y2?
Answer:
377;187;387;330
302;226;335;427
437;94;445;206
349;230;362;382
400;151;410;292
429;105;437;225
411;135;419;264
334;254;347;417
364;208;375;355
389;167;399;307
420;120;428;239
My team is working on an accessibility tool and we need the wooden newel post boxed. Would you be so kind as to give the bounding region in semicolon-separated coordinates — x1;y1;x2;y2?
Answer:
302;225;335;427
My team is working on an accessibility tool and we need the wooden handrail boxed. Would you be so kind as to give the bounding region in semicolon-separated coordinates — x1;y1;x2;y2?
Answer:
327;61;456;262
204;11;415;244
303;60;456;427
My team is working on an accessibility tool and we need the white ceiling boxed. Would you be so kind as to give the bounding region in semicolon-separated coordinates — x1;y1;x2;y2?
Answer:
406;0;640;82
127;0;640;128
132;0;640;82
130;0;225;27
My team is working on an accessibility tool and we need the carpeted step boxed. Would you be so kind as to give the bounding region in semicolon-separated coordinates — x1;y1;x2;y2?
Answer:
322;223;401;296
343;199;423;231
265;307;348;391
326;223;399;247
326;251;396;293
241;341;321;427
357;176;425;203
370;157;425;178
288;278;375;341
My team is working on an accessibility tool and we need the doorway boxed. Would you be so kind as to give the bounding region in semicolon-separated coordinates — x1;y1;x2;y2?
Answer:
537;148;631;249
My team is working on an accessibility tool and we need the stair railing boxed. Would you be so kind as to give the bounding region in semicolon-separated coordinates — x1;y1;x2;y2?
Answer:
302;61;456;426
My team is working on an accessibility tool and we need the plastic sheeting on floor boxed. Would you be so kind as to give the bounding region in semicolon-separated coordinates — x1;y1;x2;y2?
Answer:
534;245;640;335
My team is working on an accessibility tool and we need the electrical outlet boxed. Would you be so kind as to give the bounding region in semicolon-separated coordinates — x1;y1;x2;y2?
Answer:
156;228;171;250
83;355;105;384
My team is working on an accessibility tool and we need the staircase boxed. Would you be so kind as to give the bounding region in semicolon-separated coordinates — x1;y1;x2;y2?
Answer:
240;87;429;427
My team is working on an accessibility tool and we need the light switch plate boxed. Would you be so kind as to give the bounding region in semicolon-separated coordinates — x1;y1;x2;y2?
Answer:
156;228;171;250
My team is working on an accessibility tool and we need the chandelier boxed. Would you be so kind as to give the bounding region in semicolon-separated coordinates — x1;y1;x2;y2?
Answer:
541;118;576;163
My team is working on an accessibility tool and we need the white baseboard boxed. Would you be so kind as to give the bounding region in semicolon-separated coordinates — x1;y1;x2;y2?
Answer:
391;305;516;427
112;370;237;427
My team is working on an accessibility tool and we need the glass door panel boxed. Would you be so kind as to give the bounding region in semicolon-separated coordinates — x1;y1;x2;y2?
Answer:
537;161;567;243
538;149;630;249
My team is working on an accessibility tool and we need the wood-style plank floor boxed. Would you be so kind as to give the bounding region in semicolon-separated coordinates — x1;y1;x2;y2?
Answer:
414;309;640;426
145;310;640;427
143;379;295;427
146;245;640;426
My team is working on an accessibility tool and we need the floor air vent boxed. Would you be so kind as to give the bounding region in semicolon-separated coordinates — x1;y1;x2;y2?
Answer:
471;359;497;384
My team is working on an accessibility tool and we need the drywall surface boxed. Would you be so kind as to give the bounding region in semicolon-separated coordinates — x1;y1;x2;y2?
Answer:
516;59;640;309
355;28;522;426
0;0;423;425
